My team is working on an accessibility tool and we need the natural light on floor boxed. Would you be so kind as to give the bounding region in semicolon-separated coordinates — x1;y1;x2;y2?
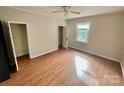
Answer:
74;56;99;85
74;56;90;78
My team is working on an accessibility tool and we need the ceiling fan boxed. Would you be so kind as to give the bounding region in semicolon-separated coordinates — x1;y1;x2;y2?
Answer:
52;6;80;16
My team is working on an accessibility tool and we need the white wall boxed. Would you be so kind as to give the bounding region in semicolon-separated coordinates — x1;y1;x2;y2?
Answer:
67;13;124;62
0;6;66;58
10;24;29;57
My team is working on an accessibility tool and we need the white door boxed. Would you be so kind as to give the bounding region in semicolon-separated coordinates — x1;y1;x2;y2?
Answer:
62;26;68;49
7;22;19;71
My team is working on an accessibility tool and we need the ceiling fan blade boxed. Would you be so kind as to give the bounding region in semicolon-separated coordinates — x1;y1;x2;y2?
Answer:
70;11;80;14
52;11;64;13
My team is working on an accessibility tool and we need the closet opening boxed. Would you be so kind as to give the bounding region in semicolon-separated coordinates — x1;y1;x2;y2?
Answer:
8;22;30;70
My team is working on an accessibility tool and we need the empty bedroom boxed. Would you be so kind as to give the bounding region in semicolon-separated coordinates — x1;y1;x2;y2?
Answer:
0;6;124;86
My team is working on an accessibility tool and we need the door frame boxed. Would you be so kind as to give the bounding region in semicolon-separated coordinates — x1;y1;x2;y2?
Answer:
8;21;31;71
62;26;68;49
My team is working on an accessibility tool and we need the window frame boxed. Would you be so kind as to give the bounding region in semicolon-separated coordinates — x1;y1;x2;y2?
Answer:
75;22;91;44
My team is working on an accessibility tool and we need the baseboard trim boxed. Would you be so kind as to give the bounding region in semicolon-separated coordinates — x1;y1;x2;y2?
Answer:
30;48;58;59
120;63;124;78
69;46;120;63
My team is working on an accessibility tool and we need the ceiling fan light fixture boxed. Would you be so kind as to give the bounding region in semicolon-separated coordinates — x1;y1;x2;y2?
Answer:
63;6;71;12
52;6;80;16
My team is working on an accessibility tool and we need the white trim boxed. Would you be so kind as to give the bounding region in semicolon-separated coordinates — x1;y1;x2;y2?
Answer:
8;21;31;59
8;21;31;71
8;21;27;25
30;48;58;59
8;22;19;71
75;22;91;44
62;26;69;49
25;23;32;59
69;45;121;63
120;63;124;78
120;57;124;78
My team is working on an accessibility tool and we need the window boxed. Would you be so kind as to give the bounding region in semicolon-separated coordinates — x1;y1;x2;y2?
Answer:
76;23;90;43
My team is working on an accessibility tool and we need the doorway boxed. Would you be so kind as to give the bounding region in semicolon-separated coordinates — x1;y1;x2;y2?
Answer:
8;22;30;71
58;26;68;49
58;26;63;48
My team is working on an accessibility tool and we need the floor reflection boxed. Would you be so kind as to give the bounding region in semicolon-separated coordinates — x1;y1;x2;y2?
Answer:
75;56;89;75
74;56;99;85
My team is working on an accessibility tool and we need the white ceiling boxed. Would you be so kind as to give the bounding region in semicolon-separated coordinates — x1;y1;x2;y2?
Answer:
10;6;124;19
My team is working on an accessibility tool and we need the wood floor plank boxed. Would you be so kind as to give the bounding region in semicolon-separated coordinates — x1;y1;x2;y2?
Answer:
0;48;124;86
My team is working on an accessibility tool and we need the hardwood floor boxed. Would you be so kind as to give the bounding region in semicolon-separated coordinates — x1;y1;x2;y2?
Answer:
0;48;124;86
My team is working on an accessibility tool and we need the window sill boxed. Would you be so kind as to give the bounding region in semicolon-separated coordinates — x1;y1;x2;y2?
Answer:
76;40;88;44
